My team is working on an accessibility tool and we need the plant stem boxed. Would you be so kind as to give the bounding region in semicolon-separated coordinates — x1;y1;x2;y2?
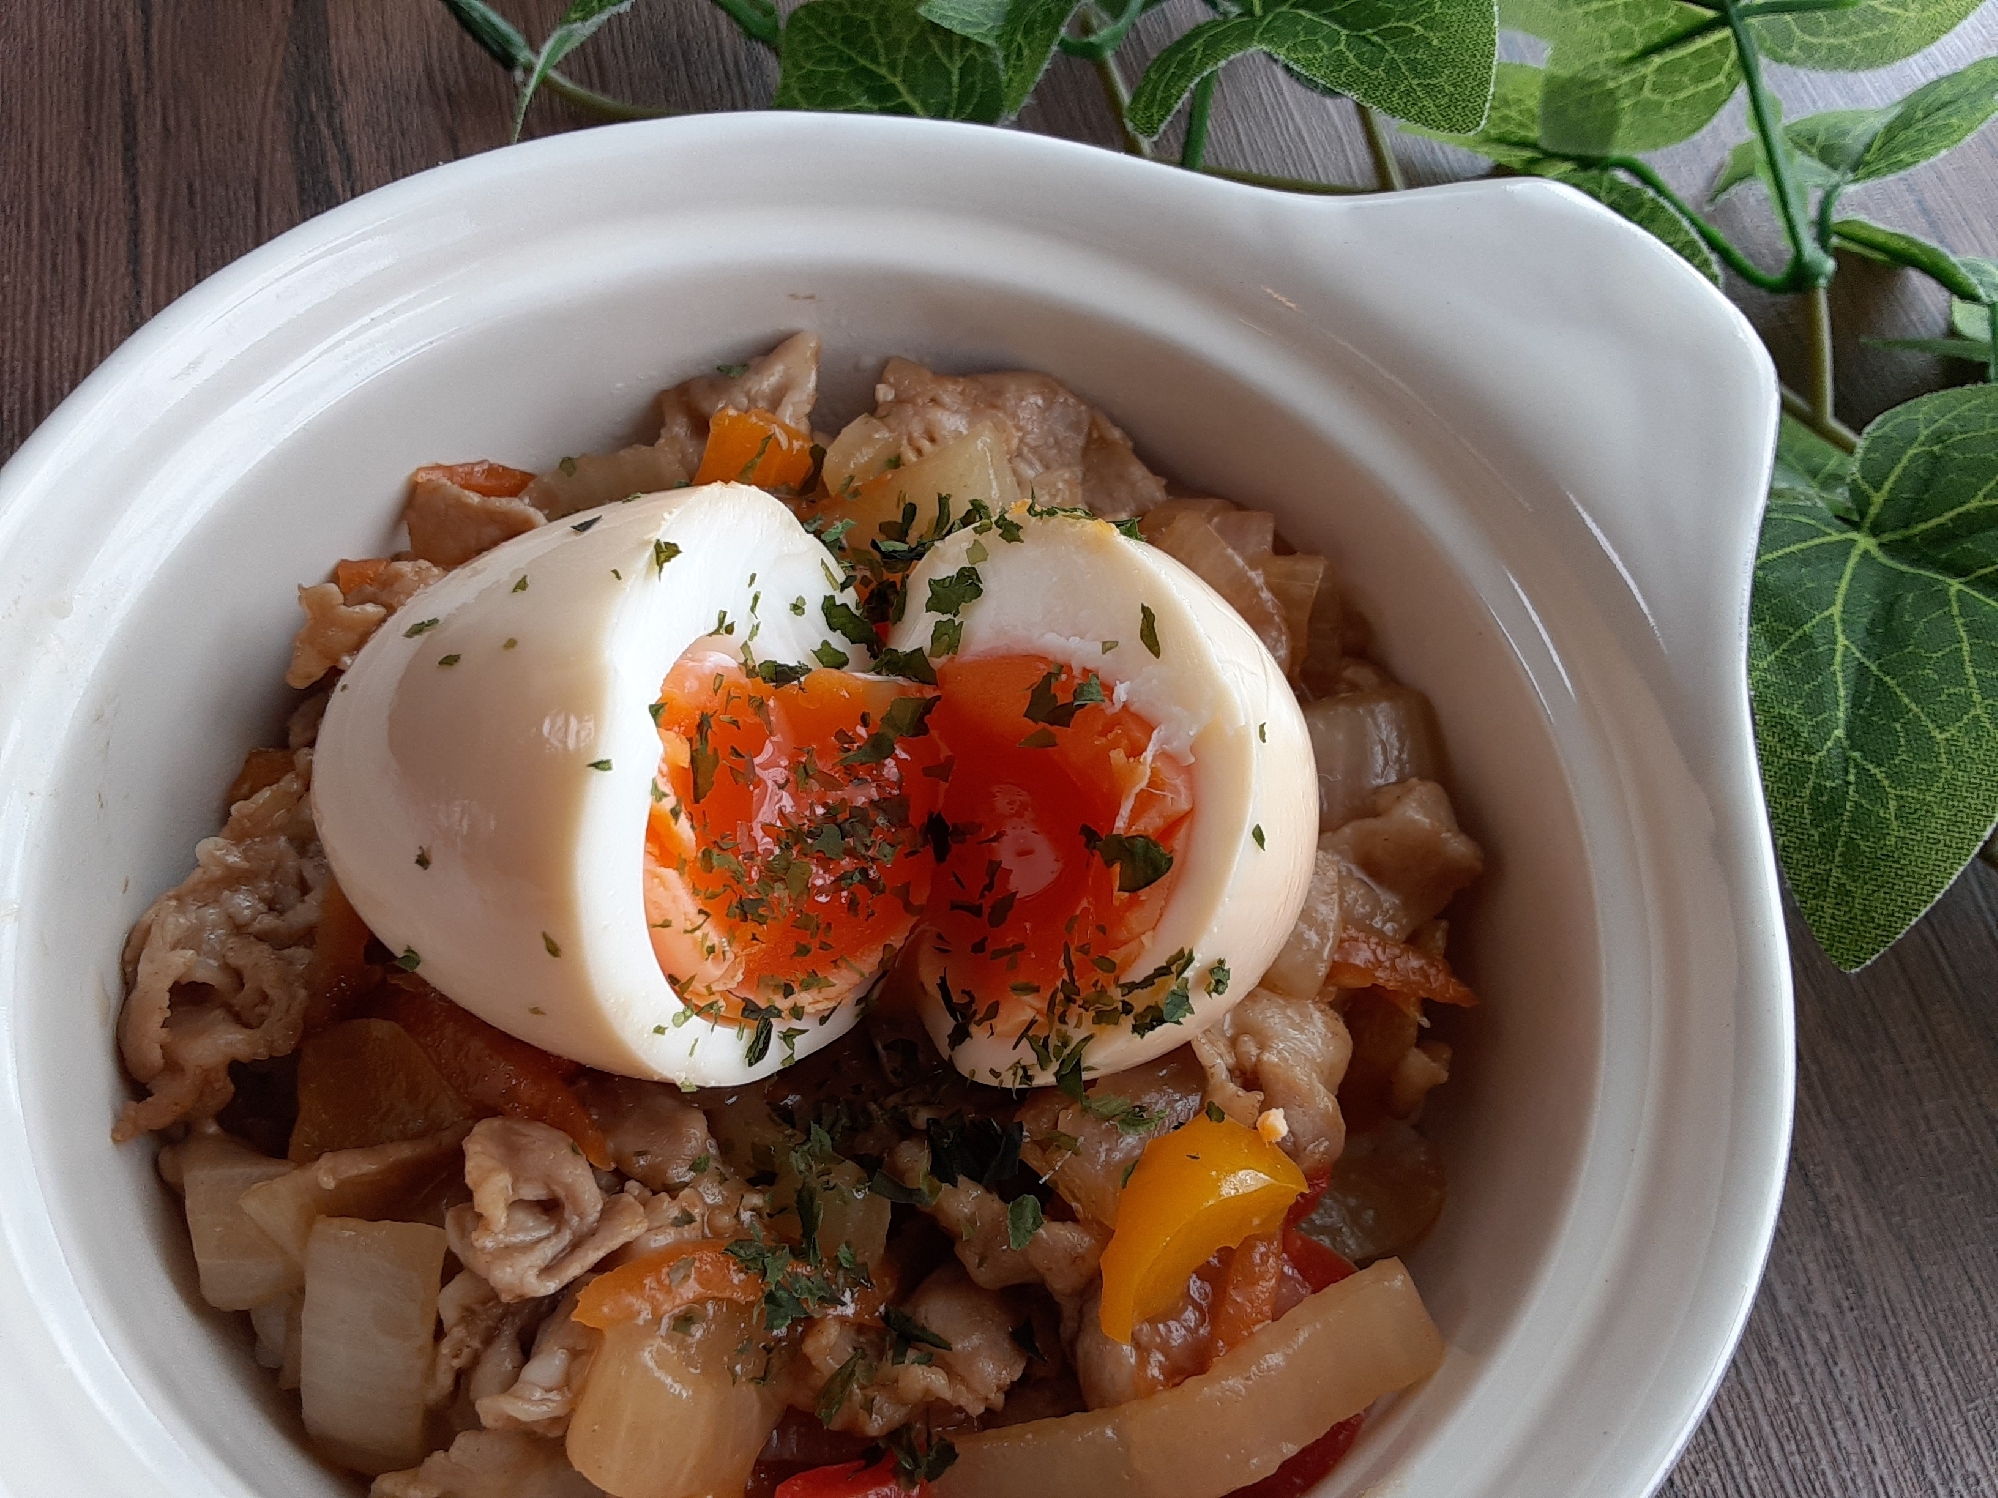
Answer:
1779;384;1860;452
543;72;677;122
1987;302;1998;384
1182;75;1217;171
1058;0;1145;60
1807;283;1837;431
1078;4;1150;158
1360;104;1406;191
1718;0;1836;288
1202;167;1370;195
1608;156;1793;292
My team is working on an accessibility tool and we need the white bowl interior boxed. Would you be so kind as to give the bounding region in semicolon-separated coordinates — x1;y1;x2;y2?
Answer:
0;118;1785;1498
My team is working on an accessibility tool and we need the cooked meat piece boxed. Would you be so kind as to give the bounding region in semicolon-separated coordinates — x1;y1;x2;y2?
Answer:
285;558;445;688
1017;1050;1206;1228
1321;780;1483;940
656;332;821;474
1222;989;1353;1179
473;1289;601;1438
522;446;691;520
1080;409;1169;518
901;1261;1029;1412
286;586;383;689
1191;1030;1262;1126
802;1264;1027;1435
1023;1220;1109;1299
872;358;1090;505
371;1428;605;1498
1390;1040;1452;1118
447;1119;647;1301
428;1270;523;1409
574;1076;713;1192
405;475;544;569
115;760;324;1139
610;1170;766;1264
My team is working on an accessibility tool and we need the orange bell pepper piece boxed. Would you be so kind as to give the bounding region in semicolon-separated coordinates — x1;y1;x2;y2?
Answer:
1096;1114;1307;1343
573;1239;762;1329
694;408;816;491
387;973;613;1168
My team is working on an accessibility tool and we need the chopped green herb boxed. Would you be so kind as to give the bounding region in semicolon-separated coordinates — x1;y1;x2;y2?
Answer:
542;932;561;957
789;596;806;616
1102;640;1118;653
756;659;811;687
926;565;984;617
1207;959;1231;996
1080;827;1175;892
437;653;461;667
821;597;876;647
414;848;431;870
874;646;938;685
558;456;578;476
1258;722;1267;742
1019;727;1058;749
512;576;528;593
395;947;421;971
811;640;850;670
1252;825;1266;849
1206;1101;1228;1123
883;1306;953;1351
930;617;963;656
571;516;600;533
503;637;518;650
1139;603;1160;657
1006;1193;1044;1250
587;758;613;771
652;539;682;574
716;362;750;377
530;1006;546;1016
403;617;440;637
745;1016;773;1066
816;1347;870;1425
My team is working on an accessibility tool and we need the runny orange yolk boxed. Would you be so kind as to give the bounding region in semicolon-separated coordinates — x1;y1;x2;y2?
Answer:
643;653;1192;1038
924;656;1192;1030
645;658;946;1019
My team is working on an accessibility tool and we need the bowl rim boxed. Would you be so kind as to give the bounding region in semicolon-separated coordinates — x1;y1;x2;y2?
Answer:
0;111;1791;1498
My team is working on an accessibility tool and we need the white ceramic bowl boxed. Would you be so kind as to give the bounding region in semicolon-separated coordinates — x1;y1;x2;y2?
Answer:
0;115;1789;1497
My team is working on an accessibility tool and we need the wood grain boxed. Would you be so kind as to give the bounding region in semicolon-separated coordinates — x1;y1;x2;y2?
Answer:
5;2;1997;1492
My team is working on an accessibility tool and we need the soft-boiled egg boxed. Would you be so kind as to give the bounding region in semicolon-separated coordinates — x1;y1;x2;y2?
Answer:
884;509;1316;1088
313;483;942;1085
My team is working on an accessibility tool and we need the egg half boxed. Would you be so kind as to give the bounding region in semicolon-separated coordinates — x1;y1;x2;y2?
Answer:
314;483;897;1085
315;488;1316;1091
885;510;1316;1086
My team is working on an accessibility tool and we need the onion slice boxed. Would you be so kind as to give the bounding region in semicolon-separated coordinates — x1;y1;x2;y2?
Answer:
936;1258;1442;1498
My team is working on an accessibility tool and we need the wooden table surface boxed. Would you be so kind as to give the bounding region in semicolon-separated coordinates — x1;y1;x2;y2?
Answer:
5;3;1996;1493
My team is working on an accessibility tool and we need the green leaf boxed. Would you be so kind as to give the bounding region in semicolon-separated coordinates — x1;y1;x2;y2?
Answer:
1832;217;1989;302
1751;0;1982;71
1749;389;1998;969
918;0;1008;44
1545;163;1723;283
1126;0;1499;140
1535;0;1740;155
921;0;1087;115
1855;56;1998;180
1953;260;1998;339
1710;107;1883;199
776;0;1005;119
1718;58;1998;209
1417;66;1719;283
515;0;639;140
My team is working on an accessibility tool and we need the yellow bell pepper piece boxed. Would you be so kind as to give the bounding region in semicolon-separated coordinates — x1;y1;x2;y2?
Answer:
1097;1114;1308;1343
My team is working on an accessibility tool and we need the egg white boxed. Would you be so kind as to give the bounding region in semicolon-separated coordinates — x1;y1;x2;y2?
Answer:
313;483;874;1086
885;510;1317;1087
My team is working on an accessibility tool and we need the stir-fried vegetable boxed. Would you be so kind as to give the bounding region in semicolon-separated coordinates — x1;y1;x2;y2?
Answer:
299;1217;446;1475
566;1302;782;1498
178;1131;295;1310
573;1240;762;1329
695;408;816;491
937;1259;1441;1498
1096;1115;1307;1342
388;973;612;1167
